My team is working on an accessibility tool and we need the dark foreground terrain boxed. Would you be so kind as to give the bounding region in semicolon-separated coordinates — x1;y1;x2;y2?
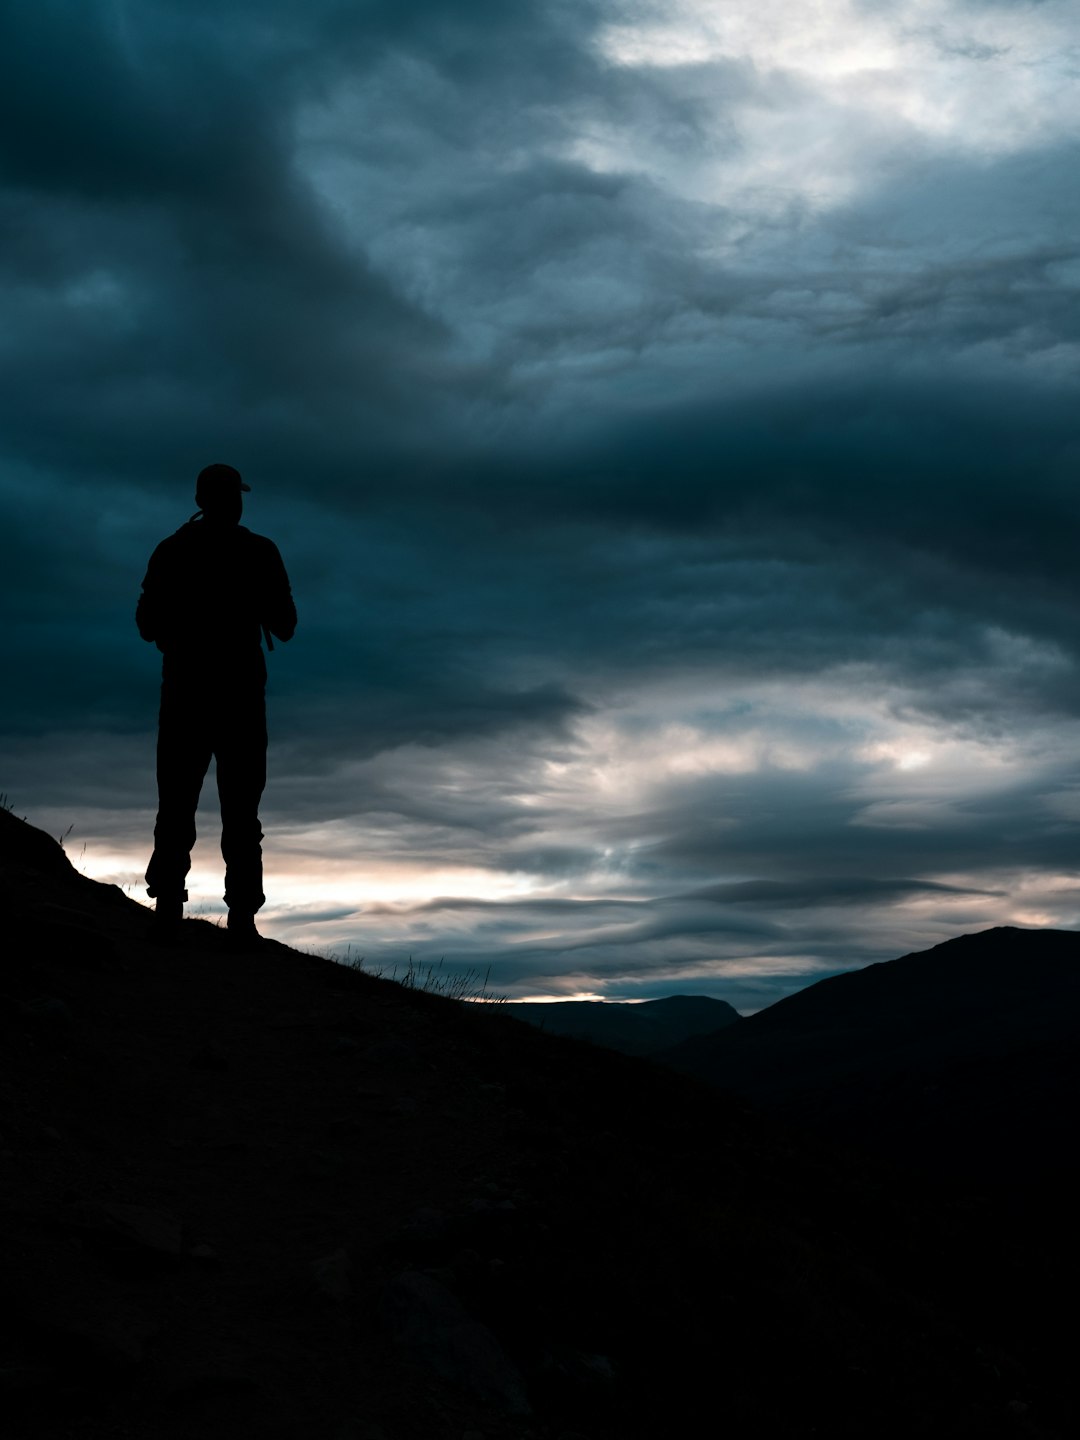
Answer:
0;807;1074;1439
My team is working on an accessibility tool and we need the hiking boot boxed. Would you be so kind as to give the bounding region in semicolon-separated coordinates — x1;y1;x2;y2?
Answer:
149;896;184;946
226;910;263;952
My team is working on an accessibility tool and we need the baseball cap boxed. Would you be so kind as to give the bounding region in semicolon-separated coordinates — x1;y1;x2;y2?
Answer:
196;463;250;500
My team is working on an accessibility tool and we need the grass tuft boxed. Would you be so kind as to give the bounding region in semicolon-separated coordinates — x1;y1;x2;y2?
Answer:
345;951;505;1004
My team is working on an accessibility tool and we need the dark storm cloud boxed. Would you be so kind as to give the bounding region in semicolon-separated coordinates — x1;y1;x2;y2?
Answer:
381;885;936;954
641;759;1080;878
315;368;1080;760
0;0;464;490
685;877;999;906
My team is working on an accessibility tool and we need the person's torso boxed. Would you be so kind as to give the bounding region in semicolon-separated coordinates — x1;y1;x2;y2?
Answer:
153;522;273;682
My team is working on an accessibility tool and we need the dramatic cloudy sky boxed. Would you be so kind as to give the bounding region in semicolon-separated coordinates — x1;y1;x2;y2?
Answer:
4;0;1080;1006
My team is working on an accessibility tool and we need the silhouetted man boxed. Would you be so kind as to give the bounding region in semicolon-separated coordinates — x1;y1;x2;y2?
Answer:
137;464;297;946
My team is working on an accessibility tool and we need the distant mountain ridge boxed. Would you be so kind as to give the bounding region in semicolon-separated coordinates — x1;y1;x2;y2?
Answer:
505;994;740;1056
660;925;1080;1191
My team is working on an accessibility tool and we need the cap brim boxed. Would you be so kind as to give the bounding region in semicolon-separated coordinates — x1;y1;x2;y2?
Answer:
240;482;251;491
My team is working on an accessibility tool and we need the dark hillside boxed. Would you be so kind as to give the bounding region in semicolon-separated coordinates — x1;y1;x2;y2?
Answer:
660;926;1080;1192
0;810;1072;1438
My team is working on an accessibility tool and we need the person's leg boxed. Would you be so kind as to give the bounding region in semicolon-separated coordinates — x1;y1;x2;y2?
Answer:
147;683;213;895
216;685;268;932
146;681;213;926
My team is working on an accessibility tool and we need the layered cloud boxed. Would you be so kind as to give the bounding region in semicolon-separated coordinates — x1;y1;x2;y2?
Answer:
3;1;1079;1003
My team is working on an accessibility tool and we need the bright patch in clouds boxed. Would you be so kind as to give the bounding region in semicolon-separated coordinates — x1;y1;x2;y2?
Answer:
591;0;1080;211
262;862;538;910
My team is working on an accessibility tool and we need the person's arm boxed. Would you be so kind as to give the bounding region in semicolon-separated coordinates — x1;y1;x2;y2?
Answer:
262;541;297;642
136;545;166;647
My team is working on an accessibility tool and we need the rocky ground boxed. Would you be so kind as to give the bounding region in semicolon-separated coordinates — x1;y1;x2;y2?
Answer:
0;807;1071;1439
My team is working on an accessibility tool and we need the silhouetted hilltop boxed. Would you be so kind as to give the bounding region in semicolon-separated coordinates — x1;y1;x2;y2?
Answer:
661;926;1080;1192
505;995;740;1056
0;810;1074;1438
1;801;90;882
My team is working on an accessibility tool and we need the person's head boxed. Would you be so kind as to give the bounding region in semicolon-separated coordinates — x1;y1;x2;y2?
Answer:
195;463;249;525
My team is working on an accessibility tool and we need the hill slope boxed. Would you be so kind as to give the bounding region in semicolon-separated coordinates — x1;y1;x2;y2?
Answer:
0;809;1072;1438
661;926;1080;1192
